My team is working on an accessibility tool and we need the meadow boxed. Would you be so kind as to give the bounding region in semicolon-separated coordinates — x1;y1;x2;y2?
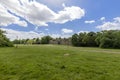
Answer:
0;45;120;80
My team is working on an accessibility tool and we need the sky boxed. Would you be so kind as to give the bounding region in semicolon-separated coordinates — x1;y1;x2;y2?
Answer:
0;0;120;40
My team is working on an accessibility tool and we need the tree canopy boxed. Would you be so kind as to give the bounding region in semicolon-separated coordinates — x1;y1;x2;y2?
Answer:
12;30;120;49
71;30;120;49
0;29;13;47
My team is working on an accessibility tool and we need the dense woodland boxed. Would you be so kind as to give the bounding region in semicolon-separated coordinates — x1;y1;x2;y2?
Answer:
1;29;120;49
71;30;120;48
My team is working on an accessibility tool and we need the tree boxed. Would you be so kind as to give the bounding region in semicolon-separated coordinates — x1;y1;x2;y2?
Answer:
78;32;87;46
13;39;21;44
41;36;52;44
0;29;13;47
26;39;33;44
71;34;79;46
99;30;120;48
86;32;97;47
95;32;103;46
71;32;97;47
112;31;120;48
35;38;41;44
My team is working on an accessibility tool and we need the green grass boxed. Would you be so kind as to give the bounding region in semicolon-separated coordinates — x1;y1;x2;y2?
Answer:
0;45;120;80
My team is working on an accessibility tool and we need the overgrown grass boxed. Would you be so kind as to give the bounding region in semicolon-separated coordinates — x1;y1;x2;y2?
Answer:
0;45;120;80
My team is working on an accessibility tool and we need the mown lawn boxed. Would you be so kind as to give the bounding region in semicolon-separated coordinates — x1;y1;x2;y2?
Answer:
0;45;120;80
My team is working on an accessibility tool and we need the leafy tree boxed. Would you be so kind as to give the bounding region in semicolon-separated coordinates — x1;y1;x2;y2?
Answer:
13;39;20;44
95;32;103;46
85;32;97;47
35;38;41;44
112;31;120;48
71;34;79;46
78;32;87;46
99;30;120;48
0;29;13;47
100;37;113;48
41;36;52;44
11;30;120;49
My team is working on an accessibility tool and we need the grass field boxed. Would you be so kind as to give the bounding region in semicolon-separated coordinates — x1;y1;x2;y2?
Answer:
0;45;120;80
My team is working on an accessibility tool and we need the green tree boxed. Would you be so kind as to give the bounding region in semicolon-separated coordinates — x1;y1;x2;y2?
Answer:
35;38;41;44
71;34;79;46
78;33;87;46
82;32;97;47
41;36;52;44
99;30;120;48
26;39;33;44
0;29;13;47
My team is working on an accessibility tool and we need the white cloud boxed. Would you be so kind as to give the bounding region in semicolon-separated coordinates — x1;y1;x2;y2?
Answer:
114;17;120;22
85;20;95;24
62;28;73;34
100;17;105;21
1;28;45;41
38;0;68;7
50;34;61;38
15;20;28;27
78;31;89;34
45;29;49;31
50;33;72;38
0;4;27;27
62;3;66;8
0;0;85;27
55;6;85;23
96;17;120;30
1;28;72;40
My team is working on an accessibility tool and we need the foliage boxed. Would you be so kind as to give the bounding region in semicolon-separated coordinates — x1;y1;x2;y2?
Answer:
0;29;13;47
71;30;120;48
71;34;79;46
12;30;120;49
83;32;97;47
41;36;52;44
71;32;97;47
97;30;120;48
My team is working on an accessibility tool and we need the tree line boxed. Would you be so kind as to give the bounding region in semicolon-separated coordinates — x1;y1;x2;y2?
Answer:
1;29;120;49
13;30;120;49
71;30;120;48
13;36;52;44
13;36;71;45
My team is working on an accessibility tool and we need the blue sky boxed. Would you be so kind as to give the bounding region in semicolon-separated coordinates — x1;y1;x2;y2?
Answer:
0;0;120;40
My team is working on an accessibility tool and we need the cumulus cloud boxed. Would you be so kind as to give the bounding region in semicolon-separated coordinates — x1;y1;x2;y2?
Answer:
55;6;85;23
45;29;49;31
1;28;72;40
0;4;27;27
62;3;66;8
85;20;95;24
38;0;68;7
100;17;105;21
62;28;73;34
50;33;72;38
96;17;120;30
114;17;120;22
78;31;89;34
0;0;85;27
15;20;28;27
1;28;45;41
